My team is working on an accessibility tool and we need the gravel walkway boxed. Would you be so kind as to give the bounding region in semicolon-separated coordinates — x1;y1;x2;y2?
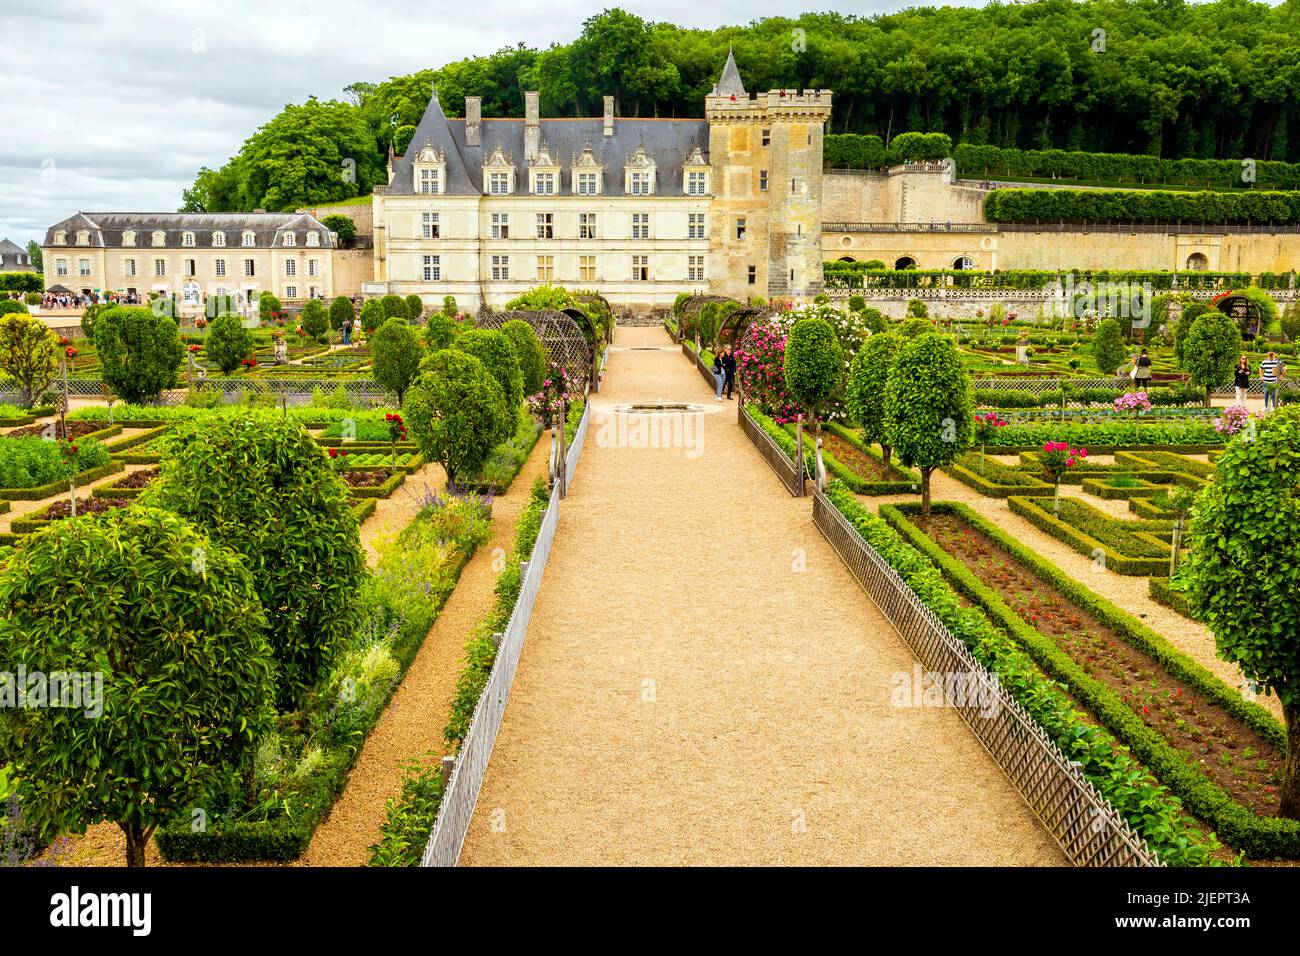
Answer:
457;327;1063;866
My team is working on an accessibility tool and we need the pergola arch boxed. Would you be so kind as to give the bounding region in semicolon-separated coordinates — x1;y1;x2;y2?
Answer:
479;308;597;395
717;305;776;350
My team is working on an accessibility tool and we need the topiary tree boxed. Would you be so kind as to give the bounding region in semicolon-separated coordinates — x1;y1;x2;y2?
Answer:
898;316;935;339
299;298;328;339
0;506;276;866
404;294;424;323
501;318;548;396
783;317;845;435
1183;404;1300;818
359;298;385;334
441;295;457;317
321;214;356;242
847;331;902;466
885;332;974;514
454;327;523;412
425;311;457;351
0;311;57;407
257;291;282;324
380;294;408;321
1183;309;1242;406
371;316;422;404
0;300;28;318
860;307;887;335
1091;318;1127;375
80;302;110;341
847;294;867;313
94;305;184;404
329;295;354;333
205;312;253;375
405;350;510;486
1173;301;1209;364
147;415;364;710
906;298;929;319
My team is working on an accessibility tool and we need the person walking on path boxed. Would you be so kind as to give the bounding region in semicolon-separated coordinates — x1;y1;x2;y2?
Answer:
1133;348;1152;391
1261;351;1285;410
1233;355;1251;405
712;351;725;402
722;346;737;400
342;316;352;346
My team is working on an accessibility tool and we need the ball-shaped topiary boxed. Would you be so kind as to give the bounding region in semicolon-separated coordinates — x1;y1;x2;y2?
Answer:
359;299;385;334
425;311;458;351
847;294;867;313
0;300;29;317
859;307;888;335
454;327;523;412
380;294;408;321
80;302;110;340
899;316;935;339
329;295;354;332
404;294;424;323
94;305;184;404
783;317;845;431
205;312;253;375
299;298;328;339
405;349;510;486
500;319;548;396
146;414;365;710
0;506;276;866
371;316;423;403
1091;318;1127;375
1182;309;1242;406
258;291;282;323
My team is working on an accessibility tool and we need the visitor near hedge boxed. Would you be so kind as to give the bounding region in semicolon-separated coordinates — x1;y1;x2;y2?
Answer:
1132;348;1152;389
722;347;737;400
1233;355;1251;405
1261;351;1285;410
712;351;725;401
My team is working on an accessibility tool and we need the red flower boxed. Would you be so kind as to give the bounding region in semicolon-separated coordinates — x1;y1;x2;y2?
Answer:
328;448;338;458
65;347;78;358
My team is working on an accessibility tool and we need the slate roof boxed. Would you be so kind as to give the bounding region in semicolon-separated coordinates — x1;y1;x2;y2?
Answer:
388;89;709;197
43;212;334;248
0;238;37;272
712;49;747;97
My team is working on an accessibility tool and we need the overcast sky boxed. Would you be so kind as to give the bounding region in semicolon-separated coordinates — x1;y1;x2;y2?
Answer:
0;0;954;246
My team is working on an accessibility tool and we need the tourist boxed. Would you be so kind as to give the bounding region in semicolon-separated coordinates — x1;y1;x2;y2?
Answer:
722;346;737;400
1261;350;1285;410
342;315;352;346
1233;355;1251;405
712;351;725;401
1133;347;1152;391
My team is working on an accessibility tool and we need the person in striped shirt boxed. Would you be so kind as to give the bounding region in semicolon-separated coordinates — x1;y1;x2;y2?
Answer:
1260;351;1286;410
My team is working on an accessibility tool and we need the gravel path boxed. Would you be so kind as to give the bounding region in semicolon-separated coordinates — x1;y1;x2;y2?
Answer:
457;326;1063;866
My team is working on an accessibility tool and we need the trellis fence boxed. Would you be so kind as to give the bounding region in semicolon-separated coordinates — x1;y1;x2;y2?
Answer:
420;401;590;867
810;487;1162;867
738;402;805;497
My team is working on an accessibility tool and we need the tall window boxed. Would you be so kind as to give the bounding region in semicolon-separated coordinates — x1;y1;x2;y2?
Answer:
761;128;770;147
306;232;320;247
687;171;707;195
631;255;649;281
688;255;705;282
308;258;320;277
759;170;769;191
419;168;440;194
282;232;296;247
628;171;650;196
56;258;68;276
747;265;756;285
78;258;91;276
213;232;226;247
182;232;195;247
579;213;596;240
285;286;297;299
536;255;554;282
185;259;196;277
124;258;137;277
576;172;599;196
285;259;297;277
534;172;556;195
688;213;705;240
736;218;747;241
490;213;509;239
536;213;554;239
154;259;166;277
631;213;649;240
243;259;255;277
579;255;596;282
489;172;511;195
491;255;509;280
422;212;440;239
215;258;226;277
422;255;441;281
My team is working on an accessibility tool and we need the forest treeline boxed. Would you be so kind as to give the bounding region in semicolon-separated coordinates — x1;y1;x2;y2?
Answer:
181;1;1300;213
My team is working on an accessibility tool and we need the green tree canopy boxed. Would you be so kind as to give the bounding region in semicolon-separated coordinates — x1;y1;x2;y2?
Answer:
405;349;511;485
783;317;845;433
847;331;902;465
1183;309;1243;405
501;319;549;396
371;316;423;404
94;306;184;404
455;327;524;411
1091;318;1128;375
205;313;253;375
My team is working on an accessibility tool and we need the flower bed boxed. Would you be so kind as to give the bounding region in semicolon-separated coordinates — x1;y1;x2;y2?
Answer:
335;467;405;499
1008;495;1175;575
3;420;122;443
0;406;55;427
1080;473;1207;501
10;496;132;534
92;467;159;499
0;439;119;499
744;403;813;475
155;492;492;862
823;484;1223;865
786;422;920;494
983;419;1221;450
884;500;1299;859
944;451;1054;497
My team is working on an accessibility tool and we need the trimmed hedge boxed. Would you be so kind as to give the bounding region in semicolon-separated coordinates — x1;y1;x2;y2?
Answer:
824;484;1223;865
0;406;55;427
789;421;920;494
746;403;813;476
340;468;406;499
1008;495;1172;575
944;452;1054;498
985;187;1300;224
349;498;377;522
1149;576;1196;619
887;500;1298;859
0;460;123;501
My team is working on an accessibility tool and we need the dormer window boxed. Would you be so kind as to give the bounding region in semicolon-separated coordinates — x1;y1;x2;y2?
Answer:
242;231;255;247
152;231;166;247
484;143;516;196
306;232;320;247
571;143;603;196
534;172;556;195
624;144;656;196
53;231;66;245
122;231;136;247
282;232;296;247
75;230;90;246
412;140;447;195
182;231;195;247
683;146;710;197
529;143;561;196
213;231;226;247
687;171;707;195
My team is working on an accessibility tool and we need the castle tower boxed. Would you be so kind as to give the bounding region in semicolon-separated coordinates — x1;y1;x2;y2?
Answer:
705;50;832;302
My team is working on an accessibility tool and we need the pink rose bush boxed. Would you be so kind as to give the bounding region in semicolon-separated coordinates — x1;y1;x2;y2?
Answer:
736;320;799;423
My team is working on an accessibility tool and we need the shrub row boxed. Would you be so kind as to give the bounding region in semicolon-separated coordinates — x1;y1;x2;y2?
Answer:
789;422;920;494
823;483;1223;865
983;419;1221;449
1008;495;1172;575
887;500;1297;859
824;131;951;168
985;187;1300;224
1149;576;1196;619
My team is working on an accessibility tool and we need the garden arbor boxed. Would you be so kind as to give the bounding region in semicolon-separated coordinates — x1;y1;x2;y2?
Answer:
479;308;598;395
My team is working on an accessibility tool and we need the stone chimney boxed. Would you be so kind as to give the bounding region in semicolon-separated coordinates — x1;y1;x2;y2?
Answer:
524;91;540;162
603;96;614;137
465;96;482;147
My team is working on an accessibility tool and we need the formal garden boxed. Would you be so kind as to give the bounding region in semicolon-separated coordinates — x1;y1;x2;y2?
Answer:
0;284;608;866
671;281;1300;867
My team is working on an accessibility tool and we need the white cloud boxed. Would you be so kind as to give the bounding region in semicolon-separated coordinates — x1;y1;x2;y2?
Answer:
0;0;905;245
